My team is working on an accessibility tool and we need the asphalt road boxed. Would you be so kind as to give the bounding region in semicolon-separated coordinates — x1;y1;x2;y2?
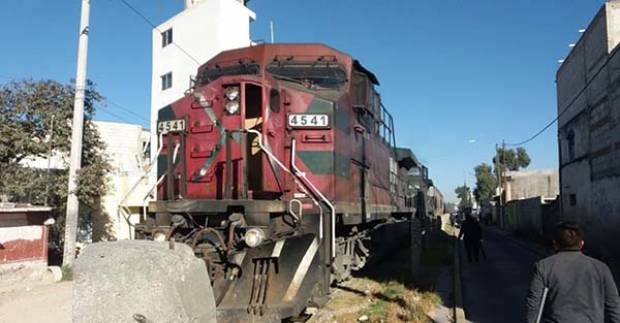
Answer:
460;228;543;323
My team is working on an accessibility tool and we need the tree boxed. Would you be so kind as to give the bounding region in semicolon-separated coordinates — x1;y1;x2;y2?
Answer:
473;163;497;204
0;79;110;263
455;184;473;210
494;147;531;172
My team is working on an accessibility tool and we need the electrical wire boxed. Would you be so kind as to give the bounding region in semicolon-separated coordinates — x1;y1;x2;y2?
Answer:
505;52;610;147
504;117;558;147
97;106;135;124
103;98;150;123
117;0;201;65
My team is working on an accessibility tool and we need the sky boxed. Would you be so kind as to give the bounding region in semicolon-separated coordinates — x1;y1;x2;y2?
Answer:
0;0;606;201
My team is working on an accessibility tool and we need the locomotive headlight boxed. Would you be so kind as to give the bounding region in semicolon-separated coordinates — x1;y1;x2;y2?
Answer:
224;86;240;101
244;228;265;248
225;100;240;115
153;231;166;242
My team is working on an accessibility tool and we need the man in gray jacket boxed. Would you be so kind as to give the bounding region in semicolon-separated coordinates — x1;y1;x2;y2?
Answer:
525;222;620;323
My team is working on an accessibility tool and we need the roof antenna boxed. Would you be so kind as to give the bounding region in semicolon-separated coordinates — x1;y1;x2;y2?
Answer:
270;21;275;44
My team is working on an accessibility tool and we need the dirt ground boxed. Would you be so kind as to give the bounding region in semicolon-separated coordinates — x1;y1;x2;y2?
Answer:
0;281;72;323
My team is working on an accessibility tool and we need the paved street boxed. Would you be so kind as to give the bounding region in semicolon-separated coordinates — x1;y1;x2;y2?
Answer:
460;228;543;323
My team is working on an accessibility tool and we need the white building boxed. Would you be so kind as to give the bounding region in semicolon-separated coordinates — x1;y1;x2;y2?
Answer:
93;121;151;241
19;121;152;241
150;0;255;157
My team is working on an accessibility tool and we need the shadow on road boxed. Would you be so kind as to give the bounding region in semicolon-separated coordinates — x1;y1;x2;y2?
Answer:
459;226;543;323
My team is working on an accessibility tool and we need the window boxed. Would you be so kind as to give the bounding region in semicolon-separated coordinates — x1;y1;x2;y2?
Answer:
198;62;260;85
567;130;575;160
408;167;421;176
266;61;346;89
161;28;173;47
161;72;172;90
378;105;394;147
569;194;577;206
351;72;370;108
355;108;374;133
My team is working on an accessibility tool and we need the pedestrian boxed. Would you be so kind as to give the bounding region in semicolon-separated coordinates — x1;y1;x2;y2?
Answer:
525;221;620;323
458;208;482;263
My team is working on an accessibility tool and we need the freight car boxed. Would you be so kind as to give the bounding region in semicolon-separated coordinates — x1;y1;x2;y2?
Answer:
75;44;427;323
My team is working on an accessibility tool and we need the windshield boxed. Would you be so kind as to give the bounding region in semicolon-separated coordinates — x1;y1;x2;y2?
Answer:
266;61;347;90
197;62;260;85
408;167;421;176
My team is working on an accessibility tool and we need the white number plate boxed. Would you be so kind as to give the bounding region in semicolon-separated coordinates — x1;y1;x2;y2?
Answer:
288;114;329;128
157;119;186;134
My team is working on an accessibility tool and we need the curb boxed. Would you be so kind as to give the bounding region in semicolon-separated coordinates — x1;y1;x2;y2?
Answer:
453;235;466;323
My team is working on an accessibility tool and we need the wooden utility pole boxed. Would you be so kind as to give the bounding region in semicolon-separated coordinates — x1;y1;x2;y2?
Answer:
495;143;502;226
63;0;91;267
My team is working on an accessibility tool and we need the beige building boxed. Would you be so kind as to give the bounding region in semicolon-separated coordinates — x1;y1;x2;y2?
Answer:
556;0;620;267
499;169;559;233
503;169;559;202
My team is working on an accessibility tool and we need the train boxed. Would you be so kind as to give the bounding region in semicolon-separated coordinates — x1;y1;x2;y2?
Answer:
75;43;442;323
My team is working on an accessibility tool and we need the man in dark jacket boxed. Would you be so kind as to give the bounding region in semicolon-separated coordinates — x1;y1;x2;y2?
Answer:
458;209;482;263
525;221;620;323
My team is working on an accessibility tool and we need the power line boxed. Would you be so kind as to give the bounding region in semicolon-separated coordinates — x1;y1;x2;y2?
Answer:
96;106;135;124
117;0;201;65
505;117;558;147
505;51;611;147
103;98;150;123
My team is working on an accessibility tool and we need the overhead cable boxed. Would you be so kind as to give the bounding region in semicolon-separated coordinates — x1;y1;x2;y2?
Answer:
505;53;610;147
117;0;201;65
104;98;150;123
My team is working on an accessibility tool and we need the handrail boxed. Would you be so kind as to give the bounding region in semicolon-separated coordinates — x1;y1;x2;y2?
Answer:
140;143;180;222
244;130;325;237
117;132;180;239
290;138;336;259
117;132;163;239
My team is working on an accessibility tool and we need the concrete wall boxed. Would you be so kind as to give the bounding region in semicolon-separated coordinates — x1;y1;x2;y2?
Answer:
556;0;620;276
504;197;544;235
504;169;559;202
0;225;50;290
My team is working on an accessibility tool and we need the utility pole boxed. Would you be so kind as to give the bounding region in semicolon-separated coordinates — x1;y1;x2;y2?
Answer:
63;0;91;268
44;115;55;206
495;141;506;228
270;21;275;44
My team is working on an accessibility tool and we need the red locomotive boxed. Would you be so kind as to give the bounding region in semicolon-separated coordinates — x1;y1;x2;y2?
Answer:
108;44;430;322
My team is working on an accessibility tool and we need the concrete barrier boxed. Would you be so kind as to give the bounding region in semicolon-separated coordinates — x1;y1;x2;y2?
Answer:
0;225;49;290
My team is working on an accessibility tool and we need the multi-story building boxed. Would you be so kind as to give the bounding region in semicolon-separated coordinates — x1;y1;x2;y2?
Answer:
149;0;255;159
556;0;620;266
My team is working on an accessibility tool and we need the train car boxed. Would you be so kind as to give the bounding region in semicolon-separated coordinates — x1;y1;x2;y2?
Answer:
76;44;421;323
